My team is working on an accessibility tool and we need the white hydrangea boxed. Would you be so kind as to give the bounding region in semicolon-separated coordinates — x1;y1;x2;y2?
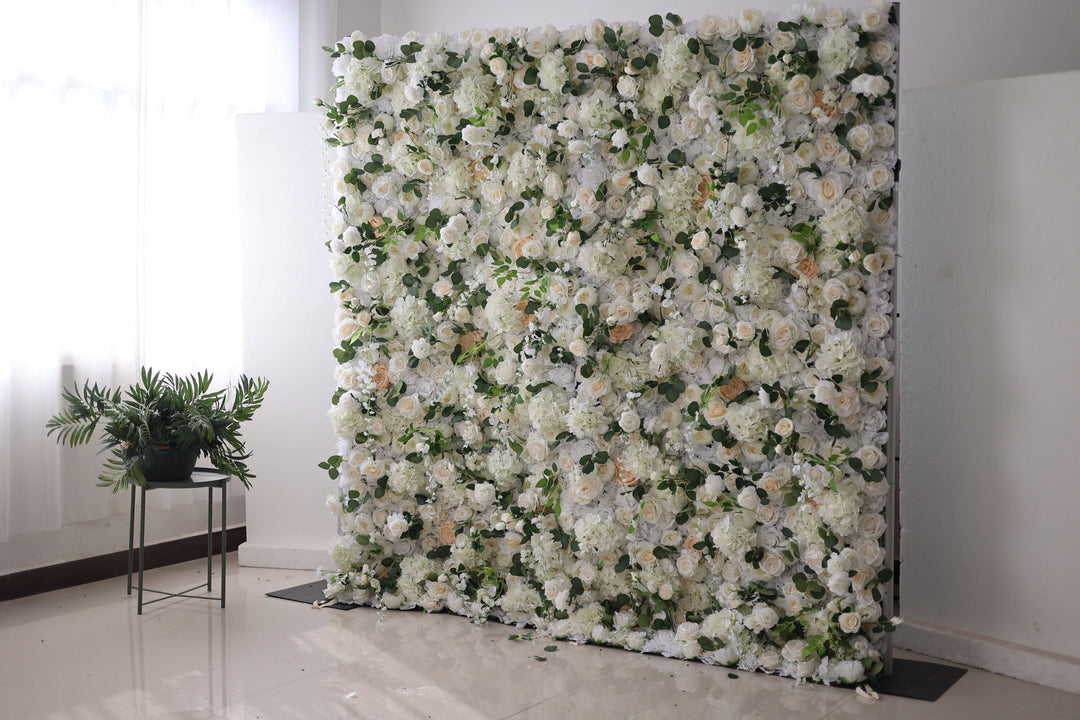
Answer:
815;332;866;381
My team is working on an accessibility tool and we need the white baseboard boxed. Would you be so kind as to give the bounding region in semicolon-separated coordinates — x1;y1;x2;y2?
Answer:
895;619;1080;694
237;542;328;570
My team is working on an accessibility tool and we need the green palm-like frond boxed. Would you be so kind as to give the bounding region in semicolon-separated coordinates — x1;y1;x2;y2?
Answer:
47;367;269;493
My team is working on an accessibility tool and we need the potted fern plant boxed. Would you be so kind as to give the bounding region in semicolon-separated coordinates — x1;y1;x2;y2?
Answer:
46;368;270;492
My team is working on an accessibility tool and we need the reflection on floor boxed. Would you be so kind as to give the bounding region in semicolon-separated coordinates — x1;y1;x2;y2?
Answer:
0;555;1076;719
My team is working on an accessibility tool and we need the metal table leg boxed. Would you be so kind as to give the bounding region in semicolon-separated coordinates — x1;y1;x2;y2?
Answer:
127;484;135;595
207;485;213;592
138;485;147;614
220;481;226;607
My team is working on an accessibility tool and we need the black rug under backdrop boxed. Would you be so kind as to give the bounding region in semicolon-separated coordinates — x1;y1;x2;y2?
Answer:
268;581;965;701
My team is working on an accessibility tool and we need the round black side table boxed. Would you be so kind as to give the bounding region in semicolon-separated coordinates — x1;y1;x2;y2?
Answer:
126;468;230;614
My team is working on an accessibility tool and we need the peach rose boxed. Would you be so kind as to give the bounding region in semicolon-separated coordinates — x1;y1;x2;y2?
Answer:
470;158;490;181
372;364;391;390
793;257;819;281
813;90;838;118
514;300;537;326
608;323;636;343
439;521;457;545
716;376;747;403
459;330;482;352
614;460;637;487
697;175;712;206
512;236;534;259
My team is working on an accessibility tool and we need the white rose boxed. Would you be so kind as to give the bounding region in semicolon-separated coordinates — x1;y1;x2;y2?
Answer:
858;512;887;538
385;513;408;540
734;321;756;342
861;3;889;32
639;498;662;524
648;582;670;601
694;15;720;41
717;16;740;41
544;172;565;198
738;486;760;510
746;603;780;631
732;47;756;73
865;74;891;96
494;359;518;385
784;91;815;115
824;6;847;28
525;434;549;463
469;482;496;507
863;313;890;338
570;474;604;504
760;551;785;577
847;123;876;156
676;550;698;577
863;253;885;275
857;445;886;469
737;8;763;34
866;164;894;193
432;278;453;298
575;286;598;306
869;40;895;65
809;173;847;208
457;421;483;446
774;418;794;437
568;338;589;357
396;394;423;421
822;278;849;304
637;163;660;186
605;195;627;218
619;409;641;432
831;387;861;417
756;504;779;526
521;357;543;379
672;251;700;279
838;611;862;634
403;84;424;105
802;2;826;24
461;124;493;146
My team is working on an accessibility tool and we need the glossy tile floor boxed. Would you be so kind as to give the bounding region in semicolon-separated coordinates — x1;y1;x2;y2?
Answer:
1;556;1076;720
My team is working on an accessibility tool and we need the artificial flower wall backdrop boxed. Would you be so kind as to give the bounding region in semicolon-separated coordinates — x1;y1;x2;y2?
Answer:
320;1;898;684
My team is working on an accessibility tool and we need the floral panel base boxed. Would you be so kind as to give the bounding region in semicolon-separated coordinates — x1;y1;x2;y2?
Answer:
321;2;898;685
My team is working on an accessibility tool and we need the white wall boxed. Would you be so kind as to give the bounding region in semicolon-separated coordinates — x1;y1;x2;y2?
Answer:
236;113;341;570
897;69;1080;691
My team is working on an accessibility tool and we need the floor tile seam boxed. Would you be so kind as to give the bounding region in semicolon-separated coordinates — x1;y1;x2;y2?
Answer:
498;688;577;719
820;695;872;718
222;663;344;708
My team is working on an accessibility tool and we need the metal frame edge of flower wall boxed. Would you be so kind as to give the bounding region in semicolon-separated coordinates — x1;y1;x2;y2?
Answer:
320;1;898;685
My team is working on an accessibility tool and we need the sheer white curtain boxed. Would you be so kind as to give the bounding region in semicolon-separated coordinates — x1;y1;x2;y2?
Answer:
0;0;307;543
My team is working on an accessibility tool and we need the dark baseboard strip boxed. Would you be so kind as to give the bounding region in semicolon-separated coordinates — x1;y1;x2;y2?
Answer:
0;526;246;602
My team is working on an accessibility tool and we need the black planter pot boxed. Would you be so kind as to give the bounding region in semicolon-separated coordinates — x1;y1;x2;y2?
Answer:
140;448;200;483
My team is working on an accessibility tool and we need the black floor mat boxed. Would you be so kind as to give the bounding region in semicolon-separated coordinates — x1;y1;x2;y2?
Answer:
266;580;359;610
871;657;967;701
